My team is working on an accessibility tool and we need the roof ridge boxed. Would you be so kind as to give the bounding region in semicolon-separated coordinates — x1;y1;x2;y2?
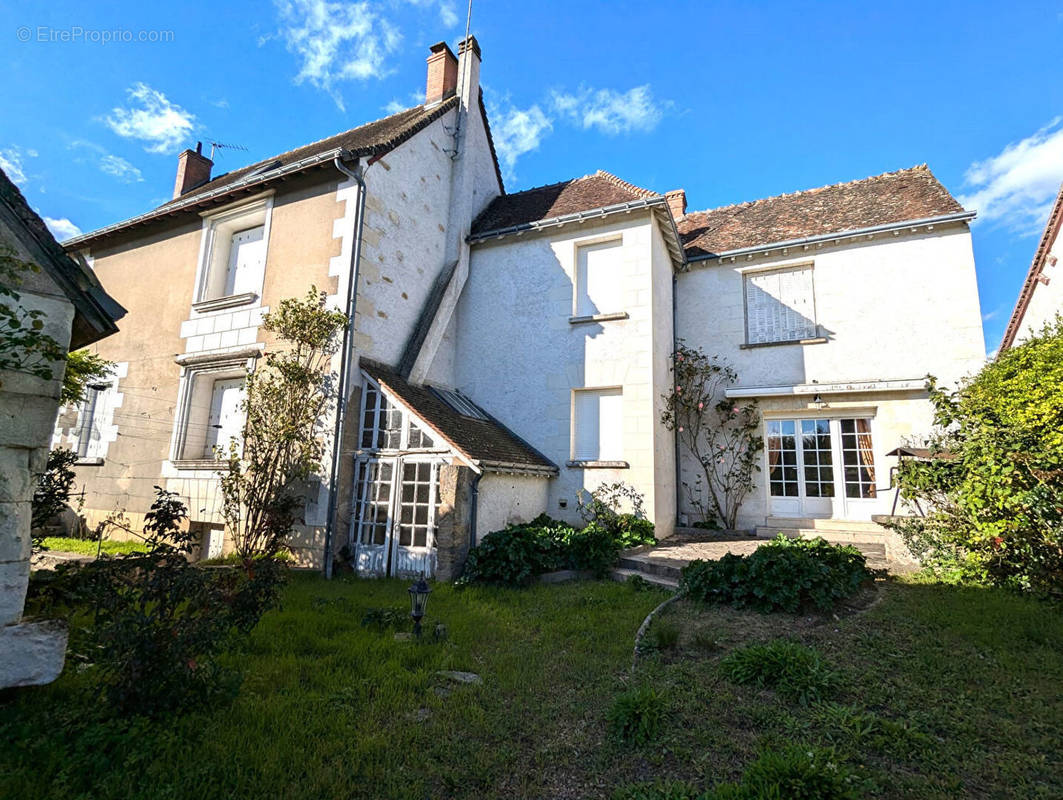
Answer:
593;169;658;199
685;164;932;218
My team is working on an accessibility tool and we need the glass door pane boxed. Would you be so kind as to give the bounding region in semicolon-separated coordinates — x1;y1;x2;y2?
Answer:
800;419;834;498
766;420;798;497
840;419;877;498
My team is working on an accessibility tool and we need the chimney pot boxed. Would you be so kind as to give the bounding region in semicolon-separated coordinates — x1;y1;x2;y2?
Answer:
173;146;213;199
425;41;458;106
665;189;687;219
457;35;481;59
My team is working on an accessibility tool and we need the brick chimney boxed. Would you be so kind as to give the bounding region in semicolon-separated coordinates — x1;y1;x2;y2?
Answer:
425;42;458;106
665;189;687;220
173;142;212;199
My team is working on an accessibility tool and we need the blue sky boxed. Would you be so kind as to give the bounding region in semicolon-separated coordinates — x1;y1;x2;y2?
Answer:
2;0;1061;354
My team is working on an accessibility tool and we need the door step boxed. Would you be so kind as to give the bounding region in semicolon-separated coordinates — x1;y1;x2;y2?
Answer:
609;567;678;590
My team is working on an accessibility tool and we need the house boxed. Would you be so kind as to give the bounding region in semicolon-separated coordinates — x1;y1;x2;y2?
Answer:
57;36;985;578
0;166;124;688
999;182;1063;350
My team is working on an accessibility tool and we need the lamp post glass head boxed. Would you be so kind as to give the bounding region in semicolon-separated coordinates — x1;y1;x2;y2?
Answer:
409;578;431;636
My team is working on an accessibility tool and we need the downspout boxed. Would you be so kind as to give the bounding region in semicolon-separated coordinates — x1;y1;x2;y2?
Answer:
323;154;366;578
673;272;682;528
468;471;483;567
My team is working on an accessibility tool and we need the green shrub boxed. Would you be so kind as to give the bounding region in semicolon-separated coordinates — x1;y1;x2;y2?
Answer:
720;640;838;705
577;481;657;548
889;320;1063;596
615;514;657;548
41;487;285;716
737;746;860;799
459;515;569;585
565;522;622;576
607;685;666;745
680;535;872;612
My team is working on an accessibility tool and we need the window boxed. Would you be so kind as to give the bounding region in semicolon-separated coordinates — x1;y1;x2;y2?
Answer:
173;367;247;463
744;265;817;345
573;388;623;461
840;418;877;498
575;239;624;317
766;420;798;497
75;385;106;459
429;386;488;420
359;377;436;452
195;198;271;307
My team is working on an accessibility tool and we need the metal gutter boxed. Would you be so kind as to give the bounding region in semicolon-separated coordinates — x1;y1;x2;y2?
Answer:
63;149;349;249
323;153;367;579
686;210;977;263
467;196;669;242
725;378;928;399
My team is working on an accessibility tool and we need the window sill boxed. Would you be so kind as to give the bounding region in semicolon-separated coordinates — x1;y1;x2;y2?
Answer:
568;312;629;325
740;336;828;350
566;459;630;469
171;459;229;472
192;292;258;314
75;457;105;467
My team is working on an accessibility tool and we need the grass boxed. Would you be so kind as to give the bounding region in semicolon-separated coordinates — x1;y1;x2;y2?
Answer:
39;536;148;556
1;574;1061;799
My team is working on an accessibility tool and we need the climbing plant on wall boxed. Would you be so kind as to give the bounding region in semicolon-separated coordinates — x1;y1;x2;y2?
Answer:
661;341;763;530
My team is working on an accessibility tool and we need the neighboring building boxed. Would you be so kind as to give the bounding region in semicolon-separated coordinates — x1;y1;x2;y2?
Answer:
999;182;1063;350
0;167;124;688
57;36;986;577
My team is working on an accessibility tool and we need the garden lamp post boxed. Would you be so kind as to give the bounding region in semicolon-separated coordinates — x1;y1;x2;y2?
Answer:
408;578;431;638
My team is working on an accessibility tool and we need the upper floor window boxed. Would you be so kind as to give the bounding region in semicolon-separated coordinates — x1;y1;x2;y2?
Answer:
572;387;623;461
172;362;248;464
575;238;624;318
195;197;272;310
744;265;817;345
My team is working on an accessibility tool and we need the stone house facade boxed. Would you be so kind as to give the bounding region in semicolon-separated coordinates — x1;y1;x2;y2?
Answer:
0;167;123;687
57;36;985;578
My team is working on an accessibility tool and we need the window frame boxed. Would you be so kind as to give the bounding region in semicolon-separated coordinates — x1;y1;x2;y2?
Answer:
572;235;626;320
192;195;274;312
569;386;626;467
741;262;819;347
356;374;442;455
170;354;256;469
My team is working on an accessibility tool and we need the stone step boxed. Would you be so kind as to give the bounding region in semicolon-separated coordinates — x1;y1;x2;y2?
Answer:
617;554;684;581
762;517;889;534
609;567;678;590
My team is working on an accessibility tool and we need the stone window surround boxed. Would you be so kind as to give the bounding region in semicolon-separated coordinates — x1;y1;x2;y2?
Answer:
571;232;627;320
570;386;624;464
191;193;274;312
168;348;261;470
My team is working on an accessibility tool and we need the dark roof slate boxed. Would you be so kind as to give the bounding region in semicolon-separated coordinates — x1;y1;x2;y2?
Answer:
677;165;967;258
361;361;557;474
0;167;124;348
471;170;657;234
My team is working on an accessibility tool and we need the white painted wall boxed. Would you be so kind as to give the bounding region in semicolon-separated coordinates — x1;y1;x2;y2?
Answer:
1011;223;1063;345
475;473;550;541
455;212;676;535
675;223;985;528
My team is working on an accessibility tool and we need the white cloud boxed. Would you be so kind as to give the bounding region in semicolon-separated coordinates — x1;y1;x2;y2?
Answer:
551;85;664;135
105;83;196;154
488;101;553;179
273;0;402;110
383;88;427;115
0;146;32;185
99;154;144;183
44;217;82;241
957;117;1063;235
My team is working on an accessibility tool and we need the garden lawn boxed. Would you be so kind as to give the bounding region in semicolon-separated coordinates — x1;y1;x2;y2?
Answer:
39;536;148;556
2;574;1061;799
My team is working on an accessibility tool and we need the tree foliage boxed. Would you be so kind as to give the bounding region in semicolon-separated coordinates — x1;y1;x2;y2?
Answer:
30;448;80;549
0;243;65;385
220;288;347;559
61;349;114;405
889;319;1063;595
661;342;763;529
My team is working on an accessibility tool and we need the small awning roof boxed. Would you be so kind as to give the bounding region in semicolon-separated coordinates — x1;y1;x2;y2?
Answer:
885;446;957;460
361;361;558;477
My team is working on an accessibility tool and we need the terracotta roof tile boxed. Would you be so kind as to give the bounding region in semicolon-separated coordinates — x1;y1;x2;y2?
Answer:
361;361;557;474
677;165;966;258
471;170;657;234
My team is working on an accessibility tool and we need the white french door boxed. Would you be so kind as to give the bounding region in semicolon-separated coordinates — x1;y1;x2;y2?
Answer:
766;417;878;520
350;456;441;578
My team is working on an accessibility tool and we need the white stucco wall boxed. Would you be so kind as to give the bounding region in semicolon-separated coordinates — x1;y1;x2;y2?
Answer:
456;212;677;535
1011;223;1063;345
674;222;985;528
475;473;550;541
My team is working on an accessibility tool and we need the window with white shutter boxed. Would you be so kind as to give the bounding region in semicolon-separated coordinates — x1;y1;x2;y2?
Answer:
575;239;624;317
744;266;817;345
573;388;623;461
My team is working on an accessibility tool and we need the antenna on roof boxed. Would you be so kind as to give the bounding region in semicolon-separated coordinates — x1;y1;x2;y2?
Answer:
209;141;248;160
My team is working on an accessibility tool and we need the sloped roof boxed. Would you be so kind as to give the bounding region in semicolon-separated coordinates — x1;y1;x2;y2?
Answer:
0;167;124;348
677;165;968;259
471;170;657;235
361;361;557;475
64;97;475;249
1000;181;1063;351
